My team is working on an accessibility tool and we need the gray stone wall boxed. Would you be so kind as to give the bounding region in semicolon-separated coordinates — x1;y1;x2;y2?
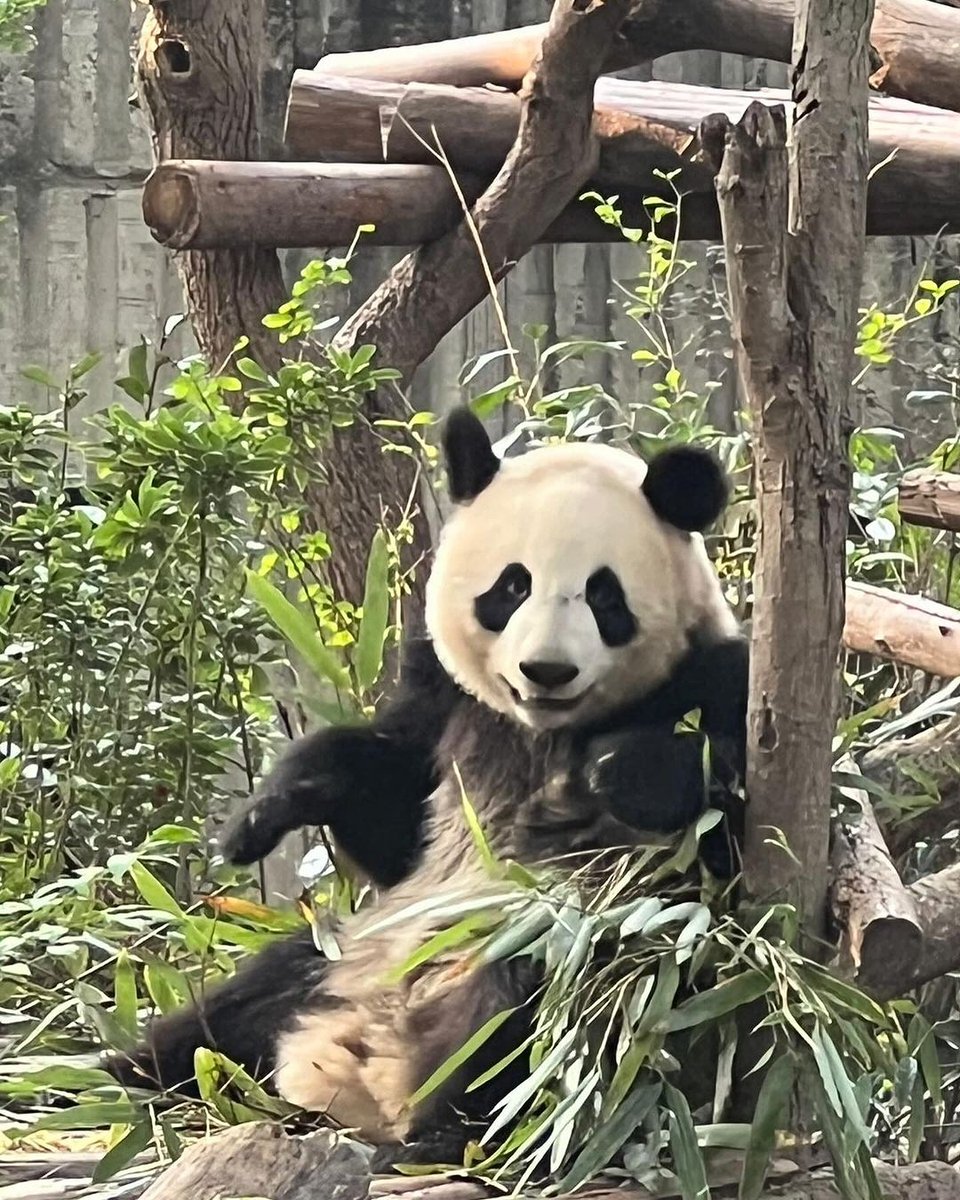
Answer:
2;0;957;436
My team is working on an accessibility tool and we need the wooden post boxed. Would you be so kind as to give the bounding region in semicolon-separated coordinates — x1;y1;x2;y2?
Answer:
704;0;874;940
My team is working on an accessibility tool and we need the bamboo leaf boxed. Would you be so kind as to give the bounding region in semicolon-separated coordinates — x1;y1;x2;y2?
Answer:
113;951;138;1038
93;1118;154;1183
244;568;350;690
408;1007;519;1107
556;1081;661;1193
739;1052;795;1200
668;970;770;1033
354;530;390;693
664;1082;710;1200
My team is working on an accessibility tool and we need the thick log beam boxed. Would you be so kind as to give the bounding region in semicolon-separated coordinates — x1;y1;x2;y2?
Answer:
830;759;923;993
141;160;717;249
315;0;960;115
283;75;960;239
899;468;960;533
844;580;960;678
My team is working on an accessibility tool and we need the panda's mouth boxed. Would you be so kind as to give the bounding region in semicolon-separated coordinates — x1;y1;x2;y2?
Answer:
503;680;591;714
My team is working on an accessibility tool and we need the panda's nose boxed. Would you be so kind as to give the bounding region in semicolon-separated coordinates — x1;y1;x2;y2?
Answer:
519;660;580;689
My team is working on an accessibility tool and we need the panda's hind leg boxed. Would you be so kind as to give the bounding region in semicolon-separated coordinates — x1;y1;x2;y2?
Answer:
105;928;326;1096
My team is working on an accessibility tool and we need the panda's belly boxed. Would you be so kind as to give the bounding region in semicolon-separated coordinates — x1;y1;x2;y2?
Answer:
272;759;657;1140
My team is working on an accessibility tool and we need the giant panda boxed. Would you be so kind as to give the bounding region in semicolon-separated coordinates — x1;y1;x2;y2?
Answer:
107;408;749;1164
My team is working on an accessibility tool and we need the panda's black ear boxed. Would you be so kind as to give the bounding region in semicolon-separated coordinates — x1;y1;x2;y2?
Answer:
443;407;500;503
642;445;729;532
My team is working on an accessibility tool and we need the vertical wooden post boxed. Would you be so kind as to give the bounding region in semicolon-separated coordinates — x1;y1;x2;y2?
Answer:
702;0;874;942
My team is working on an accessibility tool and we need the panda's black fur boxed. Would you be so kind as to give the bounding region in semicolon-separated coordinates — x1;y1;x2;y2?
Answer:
106;411;749;1167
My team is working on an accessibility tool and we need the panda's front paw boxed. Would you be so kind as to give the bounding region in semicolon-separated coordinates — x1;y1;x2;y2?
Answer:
582;727;708;835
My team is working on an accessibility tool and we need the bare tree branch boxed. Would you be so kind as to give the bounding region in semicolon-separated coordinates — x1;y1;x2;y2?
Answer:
329;0;636;382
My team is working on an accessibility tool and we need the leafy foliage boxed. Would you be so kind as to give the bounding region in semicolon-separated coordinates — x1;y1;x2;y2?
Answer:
5;188;960;1199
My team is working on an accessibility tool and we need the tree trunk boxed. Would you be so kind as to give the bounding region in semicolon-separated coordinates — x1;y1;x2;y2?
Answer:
136;0;428;619
704;0;873;941
136;0;287;372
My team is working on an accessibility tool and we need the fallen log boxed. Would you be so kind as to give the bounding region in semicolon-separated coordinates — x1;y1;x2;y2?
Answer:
844;581;960;678
314;0;960;115
899;468;960;534
284;75;960;239
830;758;923;992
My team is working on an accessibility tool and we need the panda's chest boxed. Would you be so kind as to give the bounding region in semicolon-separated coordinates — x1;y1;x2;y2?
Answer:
429;700;657;868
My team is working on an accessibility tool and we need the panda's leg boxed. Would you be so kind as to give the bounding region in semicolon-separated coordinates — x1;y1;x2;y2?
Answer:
104;928;326;1095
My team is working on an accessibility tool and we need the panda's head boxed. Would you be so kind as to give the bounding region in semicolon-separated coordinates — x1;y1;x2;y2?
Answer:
425;409;738;732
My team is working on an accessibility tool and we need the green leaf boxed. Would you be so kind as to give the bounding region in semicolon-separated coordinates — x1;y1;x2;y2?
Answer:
668;970;770;1033
20;364;59;388
93;1118;154;1183
664;1082;710;1200
237;357;269;383
354;530;390;693
113;950;139;1038
245;568;350;690
29;1102;143;1132
740;1053;796;1200
557;1081;661;1194
129;863;184;918
70;351;103;381
408;1007;519;1107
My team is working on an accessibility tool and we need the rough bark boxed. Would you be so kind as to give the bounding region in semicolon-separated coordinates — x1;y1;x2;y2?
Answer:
894;862;960;995
277;75;960;241
330;0;637;384
844;580;960;678
899;468;960;533
830;759;923;992
316;0;960;114
138;1122;960;1200
704;0;873;940
136;0;427;617
136;0;287;372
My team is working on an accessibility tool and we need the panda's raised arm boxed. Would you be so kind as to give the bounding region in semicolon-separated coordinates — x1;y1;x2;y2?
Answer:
220;638;461;886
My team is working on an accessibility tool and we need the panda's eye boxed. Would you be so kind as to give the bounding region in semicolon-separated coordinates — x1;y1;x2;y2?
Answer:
505;571;530;600
475;563;531;633
586;570;620;610
586;567;637;648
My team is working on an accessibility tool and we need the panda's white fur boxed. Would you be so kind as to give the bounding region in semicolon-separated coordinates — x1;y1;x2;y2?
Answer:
427;441;737;729
272;437;738;1143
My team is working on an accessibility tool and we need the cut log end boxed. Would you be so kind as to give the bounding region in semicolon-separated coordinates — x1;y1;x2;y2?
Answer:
142;164;200;250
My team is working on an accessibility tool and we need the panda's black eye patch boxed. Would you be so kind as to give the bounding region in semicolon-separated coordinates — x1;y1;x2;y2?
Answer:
475;563;531;633
586;567;637;647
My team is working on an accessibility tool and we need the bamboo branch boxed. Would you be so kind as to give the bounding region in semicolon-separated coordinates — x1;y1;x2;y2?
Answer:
844;581;960;678
898;469;960;534
314;0;960;115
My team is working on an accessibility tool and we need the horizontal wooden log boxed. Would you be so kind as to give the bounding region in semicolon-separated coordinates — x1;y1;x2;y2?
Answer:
140;159;726;249
844;581;960;677
899;468;960;533
315;0;960;115
284;75;960;237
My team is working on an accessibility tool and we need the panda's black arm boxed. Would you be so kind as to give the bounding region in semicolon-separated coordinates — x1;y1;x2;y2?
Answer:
580;635;749;875
221;638;461;887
